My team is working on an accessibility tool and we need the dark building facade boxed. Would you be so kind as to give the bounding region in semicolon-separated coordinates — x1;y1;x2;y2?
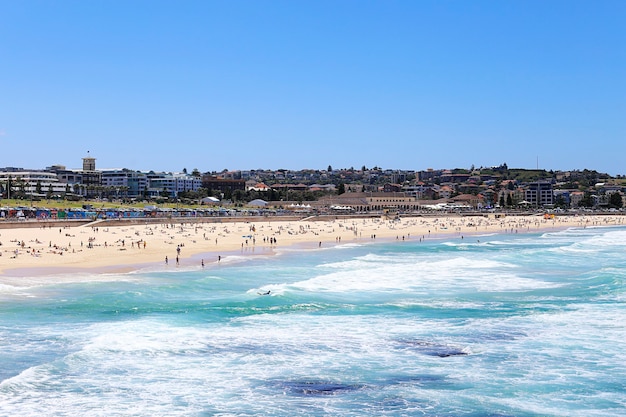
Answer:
201;175;246;195
525;181;554;206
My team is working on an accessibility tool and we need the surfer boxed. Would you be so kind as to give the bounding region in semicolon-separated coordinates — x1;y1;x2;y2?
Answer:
258;290;271;296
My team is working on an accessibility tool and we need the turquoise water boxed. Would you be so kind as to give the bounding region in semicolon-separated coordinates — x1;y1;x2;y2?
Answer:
1;226;625;416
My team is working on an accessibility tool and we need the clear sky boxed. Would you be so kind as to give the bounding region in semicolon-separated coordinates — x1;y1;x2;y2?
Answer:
1;1;625;175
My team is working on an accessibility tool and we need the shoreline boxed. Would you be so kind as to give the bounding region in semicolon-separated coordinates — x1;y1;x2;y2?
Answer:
1;214;624;280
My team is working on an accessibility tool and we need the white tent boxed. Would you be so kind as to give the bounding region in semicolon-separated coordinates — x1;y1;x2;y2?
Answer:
248;199;268;207
201;196;221;204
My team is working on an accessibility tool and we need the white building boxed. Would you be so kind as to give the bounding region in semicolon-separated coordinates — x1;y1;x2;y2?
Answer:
0;170;68;197
145;172;202;198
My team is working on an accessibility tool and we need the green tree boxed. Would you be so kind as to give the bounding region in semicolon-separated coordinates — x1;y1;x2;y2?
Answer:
579;192;594;208
267;188;280;201
36;180;43;194
232;189;246;202
506;194;513;207
6;176;13;198
337;182;346;195
17;178;27;198
554;194;568;209
608;192;623;209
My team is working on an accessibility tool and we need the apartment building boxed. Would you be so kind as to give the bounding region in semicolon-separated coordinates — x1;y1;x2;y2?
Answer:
525;181;554;206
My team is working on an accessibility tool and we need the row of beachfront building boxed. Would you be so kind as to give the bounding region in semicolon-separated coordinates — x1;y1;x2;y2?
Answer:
0;156;237;200
1;156;624;211
0;156;341;202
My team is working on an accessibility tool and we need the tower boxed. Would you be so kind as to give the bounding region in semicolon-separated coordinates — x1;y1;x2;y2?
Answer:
80;152;101;197
82;151;96;171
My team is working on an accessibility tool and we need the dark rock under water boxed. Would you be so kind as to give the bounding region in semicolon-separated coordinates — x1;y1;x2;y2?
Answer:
271;380;365;396
397;339;469;357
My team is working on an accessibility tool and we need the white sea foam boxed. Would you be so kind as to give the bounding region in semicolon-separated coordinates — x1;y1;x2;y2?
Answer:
281;254;561;294
0;272;145;300
332;242;366;250
472;232;499;237
546;229;626;258
0;283;31;294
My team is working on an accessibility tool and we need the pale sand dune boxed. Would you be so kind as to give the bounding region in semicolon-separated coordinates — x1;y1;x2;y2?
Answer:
0;214;623;278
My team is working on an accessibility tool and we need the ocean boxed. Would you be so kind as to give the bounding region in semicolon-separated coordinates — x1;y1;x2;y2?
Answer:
1;225;625;416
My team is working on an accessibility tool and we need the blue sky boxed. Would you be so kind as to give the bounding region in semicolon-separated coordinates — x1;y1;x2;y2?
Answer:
1;1;625;174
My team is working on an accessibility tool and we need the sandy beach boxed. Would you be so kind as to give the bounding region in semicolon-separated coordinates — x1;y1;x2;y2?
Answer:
1;214;624;278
